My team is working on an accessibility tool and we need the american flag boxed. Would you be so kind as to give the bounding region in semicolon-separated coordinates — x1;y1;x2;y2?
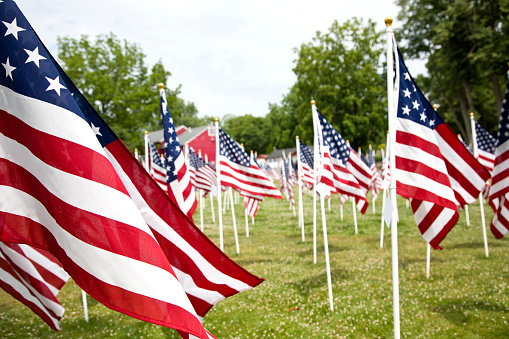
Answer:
282;155;295;206
218;128;282;200
159;85;197;219
148;138;167;192
0;243;69;330
488;75;509;239
244;196;260;218
298;142;315;189
393;47;490;249
315;110;369;213
475;121;496;174
0;2;262;336
381;148;390;189
188;147;217;194
368;146;382;196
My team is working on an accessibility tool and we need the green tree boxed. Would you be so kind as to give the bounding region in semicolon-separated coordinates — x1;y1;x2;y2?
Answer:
290;18;387;149
57;33;193;150
221;114;271;154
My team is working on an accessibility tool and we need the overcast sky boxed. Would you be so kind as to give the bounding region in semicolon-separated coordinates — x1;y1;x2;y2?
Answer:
18;0;416;120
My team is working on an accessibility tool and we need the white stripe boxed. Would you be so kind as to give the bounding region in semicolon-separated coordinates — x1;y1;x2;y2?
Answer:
21;245;70;285
173;267;225;306
415;201;456;243
0;185;198;317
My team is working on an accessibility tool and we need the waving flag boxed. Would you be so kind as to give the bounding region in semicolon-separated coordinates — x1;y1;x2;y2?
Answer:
315;110;368;213
489;75;509;239
298;142;315;189
0;243;69;330
474;121;496;174
393;46;490;249
148;138;167;192
218;128;282;200
159;84;197;219
368;146;382;196
282;155;295;206
188;147;217;194
0;1;262;336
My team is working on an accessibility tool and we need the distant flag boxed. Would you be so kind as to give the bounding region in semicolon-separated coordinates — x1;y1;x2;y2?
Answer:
474;120;496;174
282;154;295;206
315;110;369;213
0;2;262;336
148;138;167;192
360;152;370;167
188;147;217;194
0;243;69;330
217;128;282;200
244;197;260;218
159;83;197;219
298;142;315;189
393;46;490;249
368;145;383;198
488;75;509;239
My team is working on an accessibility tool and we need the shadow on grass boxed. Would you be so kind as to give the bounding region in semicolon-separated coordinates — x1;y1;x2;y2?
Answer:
289;268;350;296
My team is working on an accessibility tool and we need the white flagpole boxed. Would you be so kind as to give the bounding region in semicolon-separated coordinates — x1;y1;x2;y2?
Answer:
204;153;216;223
320;193;334;311
144;131;149;172
296;136;305;242
229;187;240;254
215;118;224;251
312;100;319;264
200;189;204;231
386;17;400;339
81;290;89;322
370;144;376;214
289;153;297;217
465;205;470;226
352;196;358;234
340;195;344;221
426;243;431;279
380;147;387;249
470;112;489;257
244;197;249;238
134;148;138;161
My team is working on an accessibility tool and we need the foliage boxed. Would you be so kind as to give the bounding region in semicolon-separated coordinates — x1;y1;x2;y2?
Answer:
1;191;508;338
57;33;198;151
221;114;272;154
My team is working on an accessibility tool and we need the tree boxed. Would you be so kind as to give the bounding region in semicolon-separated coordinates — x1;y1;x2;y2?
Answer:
57;33;194;150
221;114;272;154
289;18;387;150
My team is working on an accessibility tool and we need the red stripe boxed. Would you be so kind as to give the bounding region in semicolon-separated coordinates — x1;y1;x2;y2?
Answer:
397;130;443;159
396;156;452;190
0;109;129;196
397;180;458;211
0;159;172;271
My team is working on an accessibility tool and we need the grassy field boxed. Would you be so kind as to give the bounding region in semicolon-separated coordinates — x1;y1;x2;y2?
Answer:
1;188;508;338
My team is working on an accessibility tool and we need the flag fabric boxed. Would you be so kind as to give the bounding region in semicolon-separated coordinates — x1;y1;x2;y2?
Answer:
188;147;217;194
0;2;263;336
159;86;197;219
148;138;167;192
315;110;368;213
381;148;390;190
244;197;260;218
475;121;496;174
488;75;509;239
0;243;69;330
218;128;282;200
393;46;490;249
282;156;295;206
298;142;315;189
368;147;382;197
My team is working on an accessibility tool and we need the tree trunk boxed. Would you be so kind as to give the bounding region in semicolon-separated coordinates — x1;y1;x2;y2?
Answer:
492;73;503;120
443;93;468;141
458;89;472;144
462;77;476;115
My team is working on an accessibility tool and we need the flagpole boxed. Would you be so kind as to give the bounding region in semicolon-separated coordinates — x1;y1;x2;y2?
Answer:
82;290;89;322
340;195;344;221
426;242;431;279
290;153;297;217
386;16;401;339
296;136;306;241
144;131;149;172
470;112;489;258
320;193;334;311
347;140;358;234
229;187;240;254
311;100;319;264
134;148;138;161
215;118;224;251
380;148;386;249
205;153;216;223
370;144;376;214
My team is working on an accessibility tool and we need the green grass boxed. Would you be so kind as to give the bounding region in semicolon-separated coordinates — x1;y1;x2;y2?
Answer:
1;188;508;338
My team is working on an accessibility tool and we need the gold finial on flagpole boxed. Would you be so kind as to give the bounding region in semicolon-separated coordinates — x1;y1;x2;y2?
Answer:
311;100;315;105
470;112;474;117
296;136;299;139
144;131;148;135
135;148;138;152
385;17;393;27
432;104;438;111
158;83;164;89
215;117;219;122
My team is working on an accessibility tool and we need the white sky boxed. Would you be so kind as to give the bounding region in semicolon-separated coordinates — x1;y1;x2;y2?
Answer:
18;0;420;119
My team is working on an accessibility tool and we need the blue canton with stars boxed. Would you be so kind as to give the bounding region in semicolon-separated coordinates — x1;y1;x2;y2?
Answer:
397;49;444;129
317;110;350;164
360;152;369;167
496;76;509;147
368;148;376;168
219;128;251;167
299;142;314;169
188;147;206;170
160;90;182;183
475;121;496;154
0;0;121;148
149;139;164;168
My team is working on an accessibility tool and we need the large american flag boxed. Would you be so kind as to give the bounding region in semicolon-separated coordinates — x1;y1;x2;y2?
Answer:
0;243;69;330
0;2;262;336
218;128;282;200
488;75;509;239
148;138;167;192
188;147;217;194
159;86;197;219
393;47;490;249
298;142;315;189
315;110;369;213
475;121;496;174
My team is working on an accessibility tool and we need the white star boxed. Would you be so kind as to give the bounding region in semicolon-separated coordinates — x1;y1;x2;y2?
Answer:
3;18;25;40
404;72;411;81
45;76;66;96
168;127;174;133
403;88;411;98
429;119;435;127
173;169;178;176
24;47;46;67
167;155;173;162
175;145;180;152
420;112;427;122
90;123;102;136
402;105;411;115
168;137;173;143
412;100;420;110
2;57;16;80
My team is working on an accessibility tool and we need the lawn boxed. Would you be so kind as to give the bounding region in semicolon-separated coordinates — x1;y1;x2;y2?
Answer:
1;188;508;338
